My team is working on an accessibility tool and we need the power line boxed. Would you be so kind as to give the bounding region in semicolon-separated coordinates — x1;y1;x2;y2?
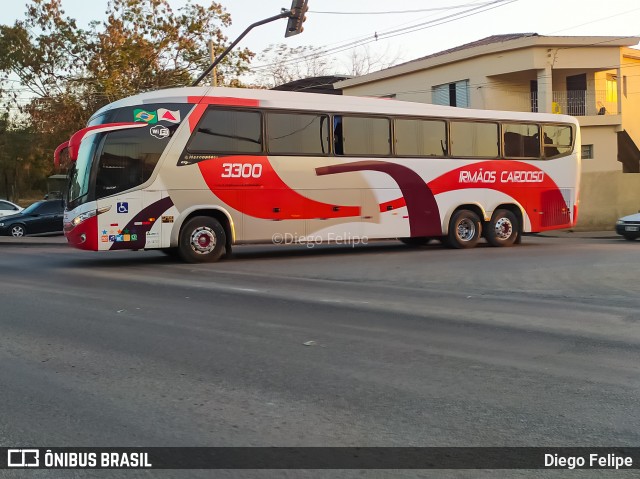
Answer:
251;0;517;72
546;7;640;35
310;2;497;15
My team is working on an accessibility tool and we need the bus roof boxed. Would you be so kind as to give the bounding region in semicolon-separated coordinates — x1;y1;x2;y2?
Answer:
90;86;578;125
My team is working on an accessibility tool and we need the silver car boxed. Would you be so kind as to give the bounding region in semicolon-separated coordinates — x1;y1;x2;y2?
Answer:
615;212;640;241
0;200;23;218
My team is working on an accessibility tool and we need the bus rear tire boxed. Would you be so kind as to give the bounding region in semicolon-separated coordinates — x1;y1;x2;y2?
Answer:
486;209;519;247
178;216;226;263
447;210;481;249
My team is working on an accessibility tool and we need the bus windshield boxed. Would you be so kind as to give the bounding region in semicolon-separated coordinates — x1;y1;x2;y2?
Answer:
68;135;100;206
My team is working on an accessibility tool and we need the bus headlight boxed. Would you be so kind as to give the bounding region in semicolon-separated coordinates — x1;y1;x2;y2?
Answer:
70;206;111;227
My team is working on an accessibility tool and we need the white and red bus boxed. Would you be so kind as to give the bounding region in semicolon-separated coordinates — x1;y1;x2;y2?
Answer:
56;87;580;262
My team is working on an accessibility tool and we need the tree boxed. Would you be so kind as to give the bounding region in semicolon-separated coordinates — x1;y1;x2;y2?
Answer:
252;43;402;89
0;113;47;201
252;43;334;88
0;0;253;199
344;45;403;77
86;0;253;99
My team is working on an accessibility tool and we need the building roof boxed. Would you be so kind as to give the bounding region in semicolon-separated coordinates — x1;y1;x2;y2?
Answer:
272;75;352;95
336;34;640;89
396;33;539;68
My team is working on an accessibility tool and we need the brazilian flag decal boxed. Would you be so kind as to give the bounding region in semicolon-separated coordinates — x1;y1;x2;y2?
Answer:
133;109;157;124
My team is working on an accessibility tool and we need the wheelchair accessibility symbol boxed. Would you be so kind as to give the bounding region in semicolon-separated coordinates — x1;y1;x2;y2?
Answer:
117;202;129;214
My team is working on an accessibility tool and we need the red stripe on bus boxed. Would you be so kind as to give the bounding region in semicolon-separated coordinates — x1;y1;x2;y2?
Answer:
379;198;407;212
188;104;208;133
198;156;361;220
187;96;260;107
427;160;571;230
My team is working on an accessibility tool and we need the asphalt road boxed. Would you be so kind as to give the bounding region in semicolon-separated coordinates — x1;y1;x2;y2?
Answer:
0;235;639;478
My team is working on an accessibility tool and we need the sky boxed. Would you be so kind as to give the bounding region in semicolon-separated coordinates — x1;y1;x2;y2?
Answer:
2;0;640;78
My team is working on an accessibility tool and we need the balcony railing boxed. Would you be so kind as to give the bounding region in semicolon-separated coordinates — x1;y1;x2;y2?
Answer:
551;90;617;116
502;90;618;116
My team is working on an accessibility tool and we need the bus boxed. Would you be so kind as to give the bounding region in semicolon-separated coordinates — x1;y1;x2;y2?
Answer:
55;87;580;263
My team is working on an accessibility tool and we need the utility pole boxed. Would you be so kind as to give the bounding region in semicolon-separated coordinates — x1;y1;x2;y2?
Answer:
208;40;218;87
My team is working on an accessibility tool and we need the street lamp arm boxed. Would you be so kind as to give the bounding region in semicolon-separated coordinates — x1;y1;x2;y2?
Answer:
192;11;291;87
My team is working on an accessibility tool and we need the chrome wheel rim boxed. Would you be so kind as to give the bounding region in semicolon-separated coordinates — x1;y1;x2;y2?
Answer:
457;218;476;242
11;226;24;237
494;217;513;240
190;226;217;254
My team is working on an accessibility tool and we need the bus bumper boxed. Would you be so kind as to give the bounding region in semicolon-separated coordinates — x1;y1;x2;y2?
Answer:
64;215;99;251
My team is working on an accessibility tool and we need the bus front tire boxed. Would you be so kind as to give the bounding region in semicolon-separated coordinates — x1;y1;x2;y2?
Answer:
486;209;519;247
447;210;481;249
178;216;226;263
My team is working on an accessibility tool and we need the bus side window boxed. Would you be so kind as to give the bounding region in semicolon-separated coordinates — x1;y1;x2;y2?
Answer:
333;116;344;155
503;131;522;157
339;116;391;156
503;123;540;158
266;112;329;155
450;121;499;158
542;125;573;159
543;133;560;157
394;118;447;157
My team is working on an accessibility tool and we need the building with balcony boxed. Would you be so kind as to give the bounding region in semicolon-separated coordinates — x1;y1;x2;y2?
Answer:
335;34;640;229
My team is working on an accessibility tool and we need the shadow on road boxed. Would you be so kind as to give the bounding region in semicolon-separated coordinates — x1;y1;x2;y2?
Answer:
55;236;569;269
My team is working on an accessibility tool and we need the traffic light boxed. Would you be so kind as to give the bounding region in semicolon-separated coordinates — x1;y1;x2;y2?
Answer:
285;0;308;37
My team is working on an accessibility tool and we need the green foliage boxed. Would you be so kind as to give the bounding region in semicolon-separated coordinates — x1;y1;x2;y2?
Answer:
0;0;253;200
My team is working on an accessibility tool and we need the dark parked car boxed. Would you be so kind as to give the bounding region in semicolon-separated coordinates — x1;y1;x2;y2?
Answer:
615;212;640;240
0;199;65;237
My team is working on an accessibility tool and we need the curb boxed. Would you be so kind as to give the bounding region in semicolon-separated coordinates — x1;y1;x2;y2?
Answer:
0;236;68;247
531;230;618;239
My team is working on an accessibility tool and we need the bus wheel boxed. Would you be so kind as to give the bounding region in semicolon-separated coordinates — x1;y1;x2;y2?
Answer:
486;209;518;247
178;216;226;263
400;237;431;247
447;210;481;249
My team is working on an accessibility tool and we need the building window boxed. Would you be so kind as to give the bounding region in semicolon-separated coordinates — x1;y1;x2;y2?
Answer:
606;74;617;103
432;80;469;107
581;144;594;159
530;80;538;113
